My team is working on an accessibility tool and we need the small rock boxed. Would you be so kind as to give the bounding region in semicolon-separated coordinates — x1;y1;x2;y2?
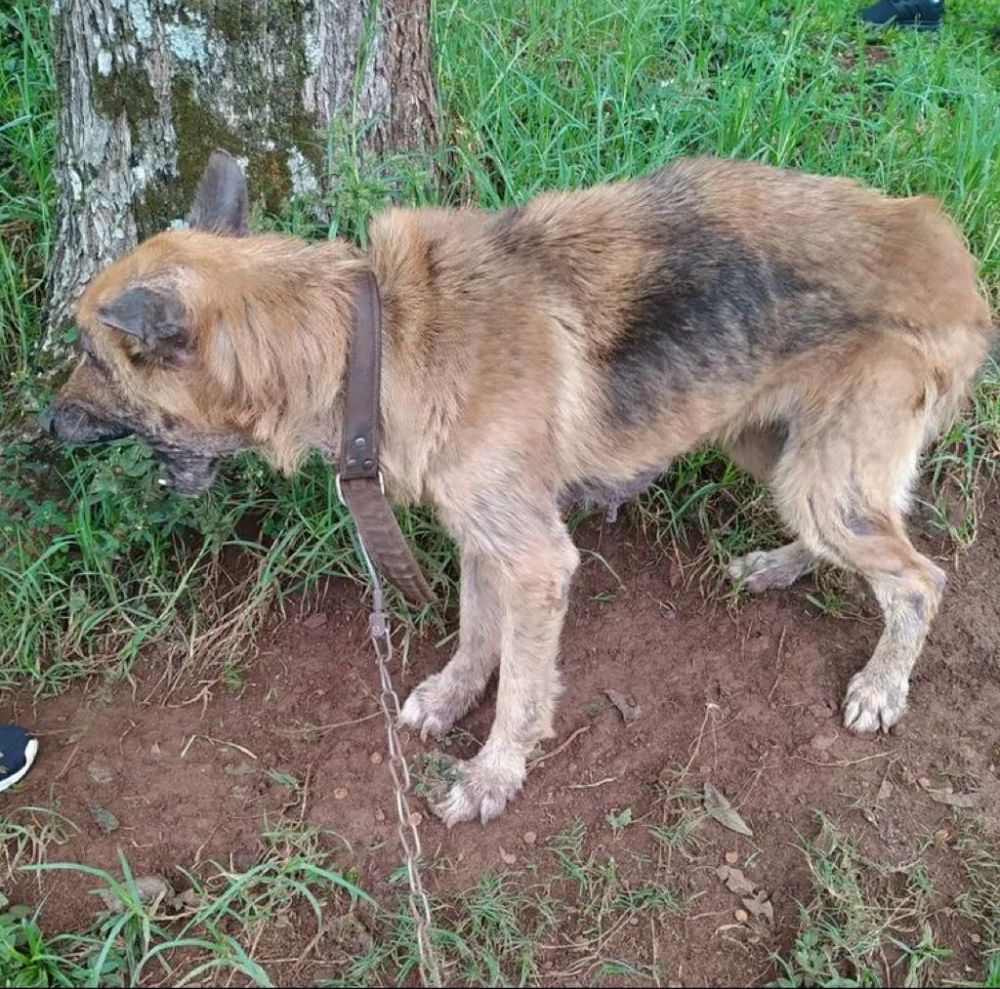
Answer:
88;760;114;785
230;784;253;803
499;846;516;865
735;908;749;923
223;759;257;778
334;787;348;800
808;702;833;719
150;742;161;757
374;807;386;823
88;805;119;835
810;728;839;752
523;831;537;845
370;751;383;765
725;850;739;865
971;932;982;944
99;875;174;914
302;612;329;629
175;888;200;909
409;811;423;827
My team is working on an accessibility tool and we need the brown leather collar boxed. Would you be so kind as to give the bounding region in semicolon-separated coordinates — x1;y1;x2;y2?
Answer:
337;271;437;607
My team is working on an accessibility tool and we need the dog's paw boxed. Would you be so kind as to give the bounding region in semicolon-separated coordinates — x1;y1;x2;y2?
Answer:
842;668;908;734
431;752;526;827
728;548;810;593
399;671;482;741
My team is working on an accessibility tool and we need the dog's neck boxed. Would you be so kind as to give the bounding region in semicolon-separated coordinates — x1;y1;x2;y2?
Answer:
228;224;464;504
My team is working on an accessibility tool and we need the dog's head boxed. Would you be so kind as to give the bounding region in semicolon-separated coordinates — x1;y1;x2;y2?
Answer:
41;151;358;494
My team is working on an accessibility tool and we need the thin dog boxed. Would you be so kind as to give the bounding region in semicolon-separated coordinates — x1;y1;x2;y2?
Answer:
43;152;995;824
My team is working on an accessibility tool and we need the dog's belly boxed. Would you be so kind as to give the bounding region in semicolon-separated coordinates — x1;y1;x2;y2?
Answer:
559;467;660;522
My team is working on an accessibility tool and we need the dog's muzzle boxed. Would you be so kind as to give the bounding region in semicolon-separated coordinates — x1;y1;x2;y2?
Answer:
38;403;133;444
155;452;221;497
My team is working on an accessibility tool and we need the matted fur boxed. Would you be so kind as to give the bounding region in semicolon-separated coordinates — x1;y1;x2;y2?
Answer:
47;153;995;825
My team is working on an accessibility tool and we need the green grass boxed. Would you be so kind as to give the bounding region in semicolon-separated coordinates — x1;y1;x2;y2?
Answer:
771;816;999;988
2;822;371;987
2;0;999;690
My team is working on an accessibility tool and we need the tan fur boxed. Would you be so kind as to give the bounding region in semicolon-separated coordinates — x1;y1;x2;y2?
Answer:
51;156;995;825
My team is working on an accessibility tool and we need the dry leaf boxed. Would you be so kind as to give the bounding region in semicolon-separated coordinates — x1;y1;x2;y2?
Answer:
302;612;328;629
919;780;983;809
876;779;893;803
703;782;753;837
715;865;755;897
742;889;774;925
604;689;640;724
725;850;739;865
499;846;517;865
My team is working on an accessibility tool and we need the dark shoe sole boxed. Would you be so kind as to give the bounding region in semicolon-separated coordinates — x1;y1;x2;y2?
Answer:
861;18;941;30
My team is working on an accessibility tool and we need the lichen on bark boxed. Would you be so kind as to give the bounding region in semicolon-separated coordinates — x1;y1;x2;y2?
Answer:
45;0;440;371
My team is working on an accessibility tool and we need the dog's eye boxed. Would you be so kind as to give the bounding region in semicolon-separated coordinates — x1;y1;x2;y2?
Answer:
80;343;109;373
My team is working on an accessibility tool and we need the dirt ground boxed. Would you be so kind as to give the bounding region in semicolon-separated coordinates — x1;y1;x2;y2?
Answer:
4;496;999;986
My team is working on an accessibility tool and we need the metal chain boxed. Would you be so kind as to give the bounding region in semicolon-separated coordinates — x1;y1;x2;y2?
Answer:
352;533;443;988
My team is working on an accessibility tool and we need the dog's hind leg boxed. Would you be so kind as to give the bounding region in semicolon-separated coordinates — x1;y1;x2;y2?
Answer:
772;364;945;733
433;499;579;825
723;423;820;592
399;550;502;739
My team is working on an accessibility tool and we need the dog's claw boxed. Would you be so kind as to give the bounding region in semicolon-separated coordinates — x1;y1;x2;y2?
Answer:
399;670;484;740
842;669;908;734
430;754;525;827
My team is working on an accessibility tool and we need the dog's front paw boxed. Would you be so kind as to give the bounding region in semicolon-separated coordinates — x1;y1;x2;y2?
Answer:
842;668;908;734
431;751;526;827
399;671;482;741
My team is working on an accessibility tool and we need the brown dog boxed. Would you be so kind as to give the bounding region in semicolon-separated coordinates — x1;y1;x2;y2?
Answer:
44;151;994;825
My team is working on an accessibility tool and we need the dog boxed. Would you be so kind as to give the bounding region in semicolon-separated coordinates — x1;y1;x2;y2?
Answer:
43;151;994;825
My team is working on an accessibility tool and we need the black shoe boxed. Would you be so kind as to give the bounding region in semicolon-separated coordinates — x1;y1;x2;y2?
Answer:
0;725;38;793
859;0;944;30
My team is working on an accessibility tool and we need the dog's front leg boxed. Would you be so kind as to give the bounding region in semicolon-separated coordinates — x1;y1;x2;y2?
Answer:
399;548;503;739
434;520;579;826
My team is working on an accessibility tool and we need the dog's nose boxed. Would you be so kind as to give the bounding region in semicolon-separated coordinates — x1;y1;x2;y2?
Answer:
37;409;54;434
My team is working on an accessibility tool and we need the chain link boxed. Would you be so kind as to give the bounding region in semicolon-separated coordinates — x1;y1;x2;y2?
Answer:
353;534;443;988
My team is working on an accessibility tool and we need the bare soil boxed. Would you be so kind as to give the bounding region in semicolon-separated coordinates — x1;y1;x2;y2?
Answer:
4;498;999;986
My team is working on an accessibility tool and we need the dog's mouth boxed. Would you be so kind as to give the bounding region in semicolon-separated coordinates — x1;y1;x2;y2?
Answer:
154;452;221;497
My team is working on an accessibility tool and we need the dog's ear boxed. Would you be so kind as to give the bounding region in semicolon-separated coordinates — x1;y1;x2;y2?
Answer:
98;286;191;357
187;149;248;236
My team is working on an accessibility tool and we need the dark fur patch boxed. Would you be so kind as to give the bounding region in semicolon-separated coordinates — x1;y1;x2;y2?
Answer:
603;219;862;424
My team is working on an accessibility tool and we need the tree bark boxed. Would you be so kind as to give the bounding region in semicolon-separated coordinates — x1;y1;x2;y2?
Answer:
45;0;440;368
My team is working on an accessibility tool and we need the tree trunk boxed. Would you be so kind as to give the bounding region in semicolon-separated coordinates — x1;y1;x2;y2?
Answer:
45;0;439;369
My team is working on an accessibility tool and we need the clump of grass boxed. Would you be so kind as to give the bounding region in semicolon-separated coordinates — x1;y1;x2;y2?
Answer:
7;822;370;987
0;804;78;882
772;815;955;988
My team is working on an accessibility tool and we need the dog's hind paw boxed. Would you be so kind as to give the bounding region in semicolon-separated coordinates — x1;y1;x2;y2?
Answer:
431;752;525;827
399;671;483;741
727;543;816;593
842;668;908;734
